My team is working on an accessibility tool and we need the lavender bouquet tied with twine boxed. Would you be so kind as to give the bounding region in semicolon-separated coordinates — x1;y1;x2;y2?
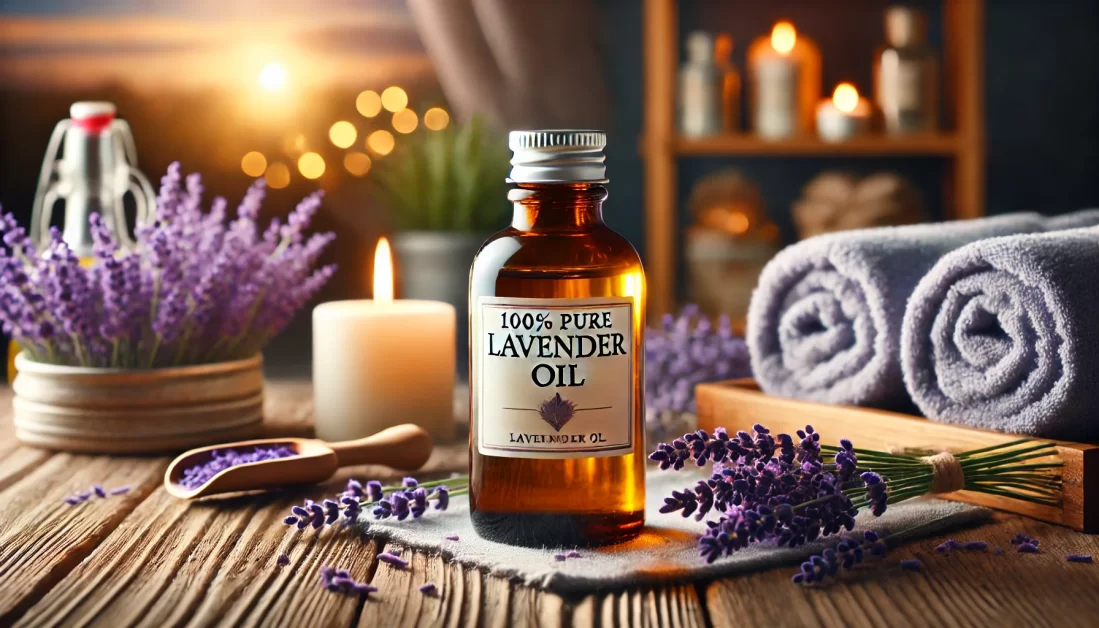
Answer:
652;424;1061;583
0;162;335;368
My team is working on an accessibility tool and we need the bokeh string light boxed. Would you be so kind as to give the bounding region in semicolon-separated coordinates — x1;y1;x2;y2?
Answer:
392;108;418;134
329;121;357;149
423;107;450;131
344;152;372;176
265;162;291;189
367;130;395;156
298;152;326;179
241;151;267;177
356;90;382;118
381;86;408;113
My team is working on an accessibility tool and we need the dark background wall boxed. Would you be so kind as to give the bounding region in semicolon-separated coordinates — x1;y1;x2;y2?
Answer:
595;0;1099;272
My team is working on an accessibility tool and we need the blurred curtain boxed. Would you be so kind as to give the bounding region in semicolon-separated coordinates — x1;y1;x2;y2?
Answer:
407;0;610;130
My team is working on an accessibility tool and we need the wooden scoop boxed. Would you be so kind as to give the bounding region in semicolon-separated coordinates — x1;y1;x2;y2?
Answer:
164;424;433;500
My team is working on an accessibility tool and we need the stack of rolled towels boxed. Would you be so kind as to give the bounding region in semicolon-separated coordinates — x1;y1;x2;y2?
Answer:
747;209;1099;440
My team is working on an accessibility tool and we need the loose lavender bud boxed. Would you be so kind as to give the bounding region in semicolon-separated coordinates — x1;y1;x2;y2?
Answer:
93;484;107;498
963;541;988;551
445;535;460;541
352;582;379;595
1010;533;1037;546
554;554;566;562
1017;543;1040;554
283;516;299;526
378;552;409;568
418;583;437;594
109;486;131;496
899;560;922;571
276;553;290;566
77;491;92;500
935;540;963;553
566;551;581;558
64;496;82;505
366;481;384;502
177;445;297;490
1066;554;1093;563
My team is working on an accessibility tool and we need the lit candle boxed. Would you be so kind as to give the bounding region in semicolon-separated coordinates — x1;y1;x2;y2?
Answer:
312;238;456;441
747;21;821;139
816;83;872;142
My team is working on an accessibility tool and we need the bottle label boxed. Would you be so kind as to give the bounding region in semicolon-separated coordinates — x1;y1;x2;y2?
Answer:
474;296;634;459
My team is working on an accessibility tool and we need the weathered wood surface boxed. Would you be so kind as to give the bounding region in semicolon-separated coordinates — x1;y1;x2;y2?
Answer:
2;382;1099;627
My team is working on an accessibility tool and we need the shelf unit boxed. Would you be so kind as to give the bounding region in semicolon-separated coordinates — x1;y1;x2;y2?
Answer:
641;0;985;317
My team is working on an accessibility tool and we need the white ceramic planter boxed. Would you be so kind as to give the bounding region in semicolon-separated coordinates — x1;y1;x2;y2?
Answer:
12;353;264;454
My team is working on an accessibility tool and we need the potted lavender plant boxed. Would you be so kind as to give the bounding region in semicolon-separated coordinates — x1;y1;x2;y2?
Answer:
374;117;509;372
0;163;335;453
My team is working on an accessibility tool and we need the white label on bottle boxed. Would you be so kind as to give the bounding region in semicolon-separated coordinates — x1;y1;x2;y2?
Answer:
474;296;634;459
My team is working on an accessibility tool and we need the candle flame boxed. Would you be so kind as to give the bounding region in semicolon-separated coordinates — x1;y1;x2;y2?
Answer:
373;237;393;303
771;21;797;55
832;83;860;113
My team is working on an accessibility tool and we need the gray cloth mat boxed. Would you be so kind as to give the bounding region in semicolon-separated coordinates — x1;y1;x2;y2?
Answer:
902;226;1099;440
363;470;990;593
746;210;1099;411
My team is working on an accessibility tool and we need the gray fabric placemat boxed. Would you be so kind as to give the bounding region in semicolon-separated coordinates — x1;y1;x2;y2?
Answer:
363;470;990;593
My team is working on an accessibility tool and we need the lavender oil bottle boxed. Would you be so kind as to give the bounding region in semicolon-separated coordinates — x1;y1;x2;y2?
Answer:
469;131;646;547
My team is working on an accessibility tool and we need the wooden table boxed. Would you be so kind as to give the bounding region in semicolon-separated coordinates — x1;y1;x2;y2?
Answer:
3;381;1099;627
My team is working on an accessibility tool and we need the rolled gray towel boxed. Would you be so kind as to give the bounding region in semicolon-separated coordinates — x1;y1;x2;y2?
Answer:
901;227;1099;439
747;211;1099;409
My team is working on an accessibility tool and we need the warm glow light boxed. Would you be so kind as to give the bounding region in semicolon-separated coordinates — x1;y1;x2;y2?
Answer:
424;107;450;131
832;83;860;113
258;62;288;91
329;121;357;148
725;211;750;234
373;237;393;303
367;130;395;156
298;152;326;179
344;152;372;176
381;86;408;113
241;151;267;177
356;90;382;118
265;162;290;189
392;108;418;134
770;21;797;55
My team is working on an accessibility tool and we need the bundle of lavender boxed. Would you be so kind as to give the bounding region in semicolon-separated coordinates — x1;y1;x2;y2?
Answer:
0;163;335;368
651;425;1060;583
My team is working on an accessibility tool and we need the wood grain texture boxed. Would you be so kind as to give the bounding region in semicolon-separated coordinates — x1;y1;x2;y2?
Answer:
6;381;1099;626
697;379;1098;532
707;512;1099;627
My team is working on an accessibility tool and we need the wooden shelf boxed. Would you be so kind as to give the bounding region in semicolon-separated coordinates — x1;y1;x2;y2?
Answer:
673;133;960;157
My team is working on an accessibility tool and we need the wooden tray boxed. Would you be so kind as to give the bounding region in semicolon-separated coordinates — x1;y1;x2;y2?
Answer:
695;379;1099;533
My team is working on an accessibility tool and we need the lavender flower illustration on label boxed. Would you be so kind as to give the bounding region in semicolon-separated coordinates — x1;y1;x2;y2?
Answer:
538;393;576;432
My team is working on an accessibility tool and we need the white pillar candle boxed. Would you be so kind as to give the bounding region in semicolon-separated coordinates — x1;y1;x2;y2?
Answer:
313;238;456;442
748;21;821;140
816;82;872;142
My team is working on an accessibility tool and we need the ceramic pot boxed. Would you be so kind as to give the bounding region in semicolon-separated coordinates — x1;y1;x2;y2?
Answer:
391;231;488;376
12;353;264;454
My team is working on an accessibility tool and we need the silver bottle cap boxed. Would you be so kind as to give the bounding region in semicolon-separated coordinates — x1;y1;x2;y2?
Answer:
508;130;608;183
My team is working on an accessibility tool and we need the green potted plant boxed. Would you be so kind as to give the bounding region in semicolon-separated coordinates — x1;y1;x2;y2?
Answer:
375;117;509;370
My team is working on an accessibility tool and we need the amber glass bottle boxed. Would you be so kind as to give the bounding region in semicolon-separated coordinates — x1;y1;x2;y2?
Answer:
469;131;645;547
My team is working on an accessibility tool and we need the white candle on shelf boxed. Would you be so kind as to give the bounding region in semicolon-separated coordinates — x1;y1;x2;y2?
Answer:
313;237;456;442
816;82;872;143
747;21;821;139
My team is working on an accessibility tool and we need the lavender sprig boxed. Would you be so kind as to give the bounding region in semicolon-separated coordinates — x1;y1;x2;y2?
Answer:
284;475;469;530
0;163;336;369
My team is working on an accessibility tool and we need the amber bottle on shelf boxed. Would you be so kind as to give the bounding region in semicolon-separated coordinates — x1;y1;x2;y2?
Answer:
468;130;646;547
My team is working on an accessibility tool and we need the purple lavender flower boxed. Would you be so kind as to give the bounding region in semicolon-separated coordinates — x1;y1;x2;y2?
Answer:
418;583;437;594
566;551;581;558
0;164;335;369
445;535;460;541
935;540;963;553
645;307;750;430
655;425;875;563
176;444;296;490
318;566;377;596
963;541;988;551
554;554;566;562
1011;533;1037;546
1066;554;1093;563
276;553;290;566
378;552;409;568
93;484;107;498
899;559;922;571
1017;543;1040;554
